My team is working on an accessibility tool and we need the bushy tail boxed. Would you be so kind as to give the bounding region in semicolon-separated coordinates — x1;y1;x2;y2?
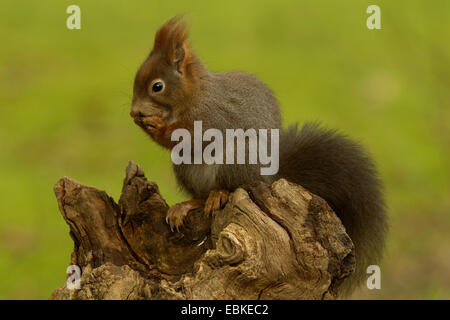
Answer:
275;123;388;297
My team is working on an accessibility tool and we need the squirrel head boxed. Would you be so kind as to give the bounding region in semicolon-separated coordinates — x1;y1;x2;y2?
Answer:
131;16;205;123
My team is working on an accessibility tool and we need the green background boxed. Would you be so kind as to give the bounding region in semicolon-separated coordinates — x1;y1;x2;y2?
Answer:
0;0;449;299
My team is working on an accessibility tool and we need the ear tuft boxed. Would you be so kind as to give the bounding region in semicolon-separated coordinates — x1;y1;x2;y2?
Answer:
153;15;190;72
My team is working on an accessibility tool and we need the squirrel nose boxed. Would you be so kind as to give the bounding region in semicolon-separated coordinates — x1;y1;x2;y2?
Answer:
130;102;147;118
130;109;142;118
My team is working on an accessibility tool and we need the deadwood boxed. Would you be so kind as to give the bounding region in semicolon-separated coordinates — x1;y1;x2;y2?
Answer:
50;161;355;300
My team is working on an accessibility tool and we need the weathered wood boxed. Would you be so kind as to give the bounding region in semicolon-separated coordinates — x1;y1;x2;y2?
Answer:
50;161;355;300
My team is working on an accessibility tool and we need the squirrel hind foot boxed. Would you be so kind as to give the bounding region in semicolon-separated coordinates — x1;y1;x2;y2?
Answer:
166;199;205;232
204;189;230;215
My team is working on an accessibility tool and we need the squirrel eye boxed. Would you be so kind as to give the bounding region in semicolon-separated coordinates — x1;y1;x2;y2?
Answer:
152;80;164;93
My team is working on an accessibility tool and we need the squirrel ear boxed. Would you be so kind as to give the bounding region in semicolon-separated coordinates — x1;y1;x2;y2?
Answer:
154;16;190;74
172;42;189;74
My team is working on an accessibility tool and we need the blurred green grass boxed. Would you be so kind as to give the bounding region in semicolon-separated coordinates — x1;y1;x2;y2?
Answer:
0;0;449;299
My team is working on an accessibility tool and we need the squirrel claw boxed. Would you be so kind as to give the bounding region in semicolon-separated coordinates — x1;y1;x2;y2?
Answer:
165;215;176;232
165;199;205;232
204;189;229;216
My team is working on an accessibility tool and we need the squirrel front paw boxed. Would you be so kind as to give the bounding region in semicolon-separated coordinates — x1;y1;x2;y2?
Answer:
139;115;167;136
134;115;179;149
166;199;205;232
204;189;229;215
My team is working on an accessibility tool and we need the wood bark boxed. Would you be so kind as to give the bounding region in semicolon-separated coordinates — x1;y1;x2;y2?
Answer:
50;161;355;300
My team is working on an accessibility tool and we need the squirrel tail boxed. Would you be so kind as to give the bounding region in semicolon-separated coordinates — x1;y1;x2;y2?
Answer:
275;122;388;297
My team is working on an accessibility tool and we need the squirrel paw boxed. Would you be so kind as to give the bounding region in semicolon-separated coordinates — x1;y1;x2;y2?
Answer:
139;115;166;135
204;189;230;215
166;199;204;232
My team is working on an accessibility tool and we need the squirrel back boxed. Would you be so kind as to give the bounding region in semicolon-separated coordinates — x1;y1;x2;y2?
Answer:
173;71;282;198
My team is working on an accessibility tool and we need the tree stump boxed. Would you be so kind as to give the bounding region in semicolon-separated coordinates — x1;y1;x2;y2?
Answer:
50;161;355;300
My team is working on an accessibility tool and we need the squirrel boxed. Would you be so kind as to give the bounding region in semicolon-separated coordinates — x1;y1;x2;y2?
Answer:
130;16;387;297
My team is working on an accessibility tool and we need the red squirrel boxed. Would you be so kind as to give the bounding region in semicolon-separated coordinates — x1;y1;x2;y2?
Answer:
130;16;387;296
